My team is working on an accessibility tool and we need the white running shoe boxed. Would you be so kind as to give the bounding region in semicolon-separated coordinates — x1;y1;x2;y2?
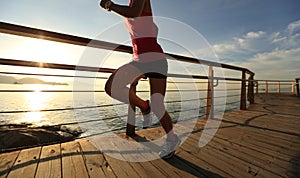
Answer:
159;135;181;159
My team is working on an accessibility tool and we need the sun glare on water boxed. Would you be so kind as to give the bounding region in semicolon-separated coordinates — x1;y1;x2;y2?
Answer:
20;87;51;126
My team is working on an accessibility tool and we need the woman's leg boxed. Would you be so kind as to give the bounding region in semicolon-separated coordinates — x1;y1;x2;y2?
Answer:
149;78;176;140
150;78;181;159
105;63;148;111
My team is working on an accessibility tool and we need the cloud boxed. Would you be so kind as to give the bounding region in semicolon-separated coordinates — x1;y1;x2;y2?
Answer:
287;20;300;33
241;47;300;79
251;48;300;63
213;43;237;53
212;19;300;79
245;31;266;39
213;30;271;61
235;31;269;50
270;32;286;43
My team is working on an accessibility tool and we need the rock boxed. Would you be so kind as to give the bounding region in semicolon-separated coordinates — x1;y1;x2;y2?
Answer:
0;124;82;152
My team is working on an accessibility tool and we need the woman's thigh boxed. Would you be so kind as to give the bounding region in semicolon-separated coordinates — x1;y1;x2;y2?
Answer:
108;62;144;89
149;78;167;118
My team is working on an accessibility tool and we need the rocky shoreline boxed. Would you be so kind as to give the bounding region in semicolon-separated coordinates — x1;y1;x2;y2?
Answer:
0;124;82;152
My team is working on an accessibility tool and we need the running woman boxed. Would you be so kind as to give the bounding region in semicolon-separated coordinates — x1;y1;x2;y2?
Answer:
100;0;180;159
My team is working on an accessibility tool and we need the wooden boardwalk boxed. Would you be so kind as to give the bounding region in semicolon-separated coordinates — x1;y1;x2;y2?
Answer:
0;93;299;178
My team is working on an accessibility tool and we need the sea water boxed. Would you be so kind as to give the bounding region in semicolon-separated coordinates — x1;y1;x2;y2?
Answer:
0;82;242;138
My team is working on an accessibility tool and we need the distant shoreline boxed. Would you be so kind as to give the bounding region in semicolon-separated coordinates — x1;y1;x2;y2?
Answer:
0;75;68;86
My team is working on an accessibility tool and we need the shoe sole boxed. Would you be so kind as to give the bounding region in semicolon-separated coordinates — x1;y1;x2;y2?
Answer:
162;151;175;159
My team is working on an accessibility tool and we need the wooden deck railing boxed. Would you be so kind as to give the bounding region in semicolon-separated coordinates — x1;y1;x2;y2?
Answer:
0;21;256;136
254;79;298;95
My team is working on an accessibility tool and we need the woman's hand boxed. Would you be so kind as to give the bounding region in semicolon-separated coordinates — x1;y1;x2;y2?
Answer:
99;0;146;18
99;0;110;9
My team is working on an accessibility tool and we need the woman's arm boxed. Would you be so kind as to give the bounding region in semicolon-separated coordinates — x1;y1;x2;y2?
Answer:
100;0;146;18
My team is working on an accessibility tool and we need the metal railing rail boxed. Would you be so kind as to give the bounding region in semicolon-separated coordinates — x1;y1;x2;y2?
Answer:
0;21;255;136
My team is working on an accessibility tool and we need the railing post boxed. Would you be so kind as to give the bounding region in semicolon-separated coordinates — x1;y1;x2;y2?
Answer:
292;82;295;93
240;71;247;110
255;81;259;94
248;74;255;104
296;78;300;96
266;81;269;94
206;66;214;120
126;82;137;137
278;81;281;93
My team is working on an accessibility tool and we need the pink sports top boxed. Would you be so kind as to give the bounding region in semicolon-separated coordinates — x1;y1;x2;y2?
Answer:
125;0;166;62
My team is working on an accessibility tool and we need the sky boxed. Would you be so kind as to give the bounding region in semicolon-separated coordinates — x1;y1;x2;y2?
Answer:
1;0;300;80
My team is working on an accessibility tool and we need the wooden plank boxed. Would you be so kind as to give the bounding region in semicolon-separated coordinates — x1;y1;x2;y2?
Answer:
214;114;300;154
176;146;230;177
214;111;300;148
213;127;299;166
220;113;300;144
247;113;300;125
90;136;140;178
0;150;20;178
102;154;139;178
114;135;172;178
214;123;297;157
190;130;292;177
228;124;299;153
120;132;194;178
195;117;300;167
212;124;299;159
35;144;61;178
136;130;214;177
7;147;41;178
61;141;89;178
268;105;300;117
187;141;238;177
78;139;116;178
222;111;300;136
198;132;296;177
249;94;300;116
190;121;282;175
245;116;300;135
183;135;278;178
183;136;249;177
149;158;191;178
132;162;169;178
113;138;159;177
163;155;207;178
175;123;235;177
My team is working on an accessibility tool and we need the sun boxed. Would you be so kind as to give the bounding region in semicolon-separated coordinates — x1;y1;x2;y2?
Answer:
1;33;85;66
0;36;80;81
3;35;80;65
32;84;44;92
